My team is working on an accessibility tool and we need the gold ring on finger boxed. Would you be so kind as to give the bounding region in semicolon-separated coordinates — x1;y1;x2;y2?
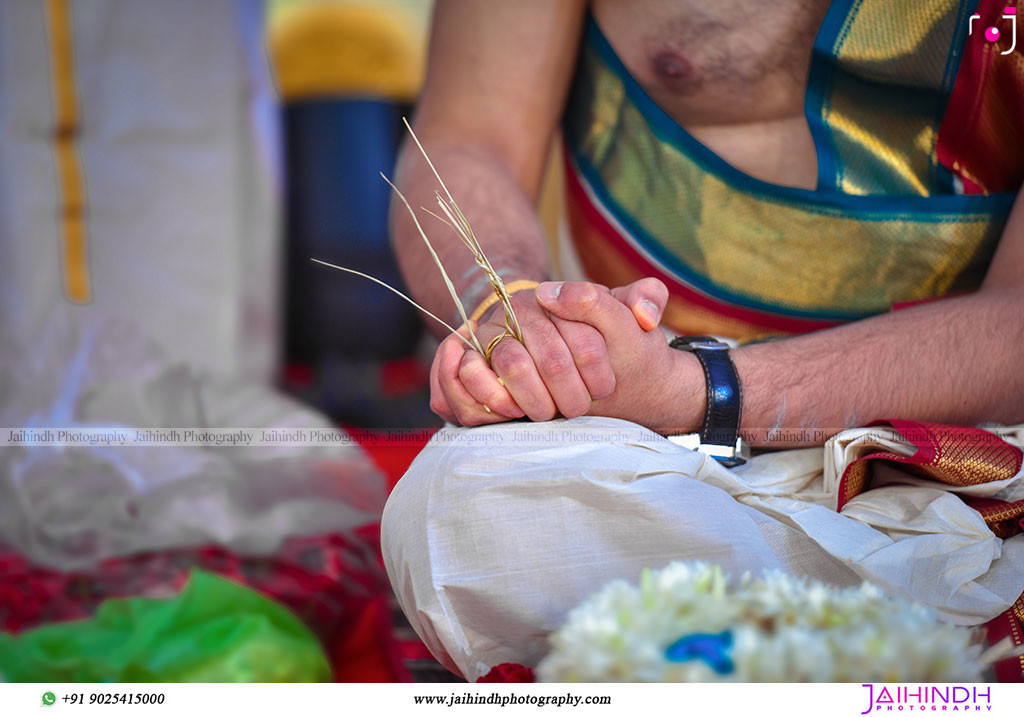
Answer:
484;330;515;367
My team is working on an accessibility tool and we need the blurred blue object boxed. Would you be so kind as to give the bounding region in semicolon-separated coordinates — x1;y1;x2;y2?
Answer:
664;631;735;675
284;99;423;361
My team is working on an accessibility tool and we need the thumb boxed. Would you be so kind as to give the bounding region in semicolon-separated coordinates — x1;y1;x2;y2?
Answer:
610;278;669;331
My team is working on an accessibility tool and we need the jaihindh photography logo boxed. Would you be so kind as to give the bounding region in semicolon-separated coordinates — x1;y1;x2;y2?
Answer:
859;684;993;713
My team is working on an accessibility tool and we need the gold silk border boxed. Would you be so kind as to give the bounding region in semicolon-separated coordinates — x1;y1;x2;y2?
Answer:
908;437;1024;487
836;421;1023;531
820;0;965;195
1013;596;1024;679
564;185;780;340
565;34;1007;321
837;420;1024;680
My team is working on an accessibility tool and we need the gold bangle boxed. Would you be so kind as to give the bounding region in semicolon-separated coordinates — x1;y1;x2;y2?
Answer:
468;280;540;323
484;330;515;366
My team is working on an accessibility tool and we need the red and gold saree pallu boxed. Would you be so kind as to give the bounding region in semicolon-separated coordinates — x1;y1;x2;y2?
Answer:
835;419;1024;682
562;1;1023;342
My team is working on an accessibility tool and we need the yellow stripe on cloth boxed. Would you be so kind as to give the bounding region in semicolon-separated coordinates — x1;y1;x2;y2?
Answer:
44;0;91;303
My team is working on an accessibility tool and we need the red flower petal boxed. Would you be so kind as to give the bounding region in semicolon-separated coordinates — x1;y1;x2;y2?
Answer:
476;663;535;683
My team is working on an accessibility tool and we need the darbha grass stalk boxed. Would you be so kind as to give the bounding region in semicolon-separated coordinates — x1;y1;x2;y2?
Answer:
313;118;523;355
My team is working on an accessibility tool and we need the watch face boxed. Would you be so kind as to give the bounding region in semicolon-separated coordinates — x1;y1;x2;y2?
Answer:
688;340;730;351
672;336;729;351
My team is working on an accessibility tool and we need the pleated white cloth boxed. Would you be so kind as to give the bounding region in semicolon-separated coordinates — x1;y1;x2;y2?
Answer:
382;417;1024;680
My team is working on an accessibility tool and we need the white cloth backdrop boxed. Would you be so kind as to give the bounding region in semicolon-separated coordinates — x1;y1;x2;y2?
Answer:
0;315;386;570
382;417;1024;680
0;0;281;381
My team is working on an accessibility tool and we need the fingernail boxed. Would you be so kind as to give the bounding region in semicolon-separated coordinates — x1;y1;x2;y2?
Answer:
536;282;562;302
640;300;659;327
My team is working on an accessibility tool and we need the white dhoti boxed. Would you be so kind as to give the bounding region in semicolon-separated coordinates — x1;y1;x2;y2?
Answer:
382;417;1024;680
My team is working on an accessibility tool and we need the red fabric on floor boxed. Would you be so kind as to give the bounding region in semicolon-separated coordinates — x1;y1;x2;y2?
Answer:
347;427;434;493
1;428;440;682
0;526;405;682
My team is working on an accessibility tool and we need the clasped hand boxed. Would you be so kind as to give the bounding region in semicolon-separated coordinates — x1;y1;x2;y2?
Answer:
430;278;689;431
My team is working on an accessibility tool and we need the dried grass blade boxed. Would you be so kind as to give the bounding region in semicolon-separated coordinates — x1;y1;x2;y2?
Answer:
431;193;524;341
403;117;458;206
310;259;476;350
404;118;524;342
379;172;485;355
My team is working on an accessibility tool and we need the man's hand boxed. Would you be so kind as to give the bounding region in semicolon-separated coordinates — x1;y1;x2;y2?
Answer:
536;280;704;433
429;279;669;426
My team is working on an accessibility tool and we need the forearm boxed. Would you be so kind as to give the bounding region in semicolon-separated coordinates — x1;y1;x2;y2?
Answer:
390;0;585;336
728;288;1024;446
392;141;550;336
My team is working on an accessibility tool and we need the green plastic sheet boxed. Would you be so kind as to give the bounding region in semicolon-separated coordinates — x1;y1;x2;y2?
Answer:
0;570;332;682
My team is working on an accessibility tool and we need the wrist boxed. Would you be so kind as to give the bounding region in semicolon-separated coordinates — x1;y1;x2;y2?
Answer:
652;347;706;436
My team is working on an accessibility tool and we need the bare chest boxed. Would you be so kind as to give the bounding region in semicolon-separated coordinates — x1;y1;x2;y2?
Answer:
590;0;833;188
592;0;831;124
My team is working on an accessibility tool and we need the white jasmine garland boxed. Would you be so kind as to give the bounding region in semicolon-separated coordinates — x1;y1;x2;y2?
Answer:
536;562;986;682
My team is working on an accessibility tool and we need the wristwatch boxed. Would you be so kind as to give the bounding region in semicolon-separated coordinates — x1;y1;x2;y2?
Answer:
668;336;748;467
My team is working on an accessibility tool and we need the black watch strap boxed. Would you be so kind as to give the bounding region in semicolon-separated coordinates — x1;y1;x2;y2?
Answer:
669;336;745;467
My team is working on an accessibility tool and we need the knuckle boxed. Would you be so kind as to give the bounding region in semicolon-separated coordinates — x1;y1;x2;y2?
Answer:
451;405;473;426
430;397;448;417
642;277;669;304
488;388;512;410
619;286;638;308
457;358;486;387
593;369;617;398
539;350;576;379
510;290;537;314
439;343;462;370
526;405;557;423
575;283;601;311
571;334;607;370
559;395;591;420
496;351;535;382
